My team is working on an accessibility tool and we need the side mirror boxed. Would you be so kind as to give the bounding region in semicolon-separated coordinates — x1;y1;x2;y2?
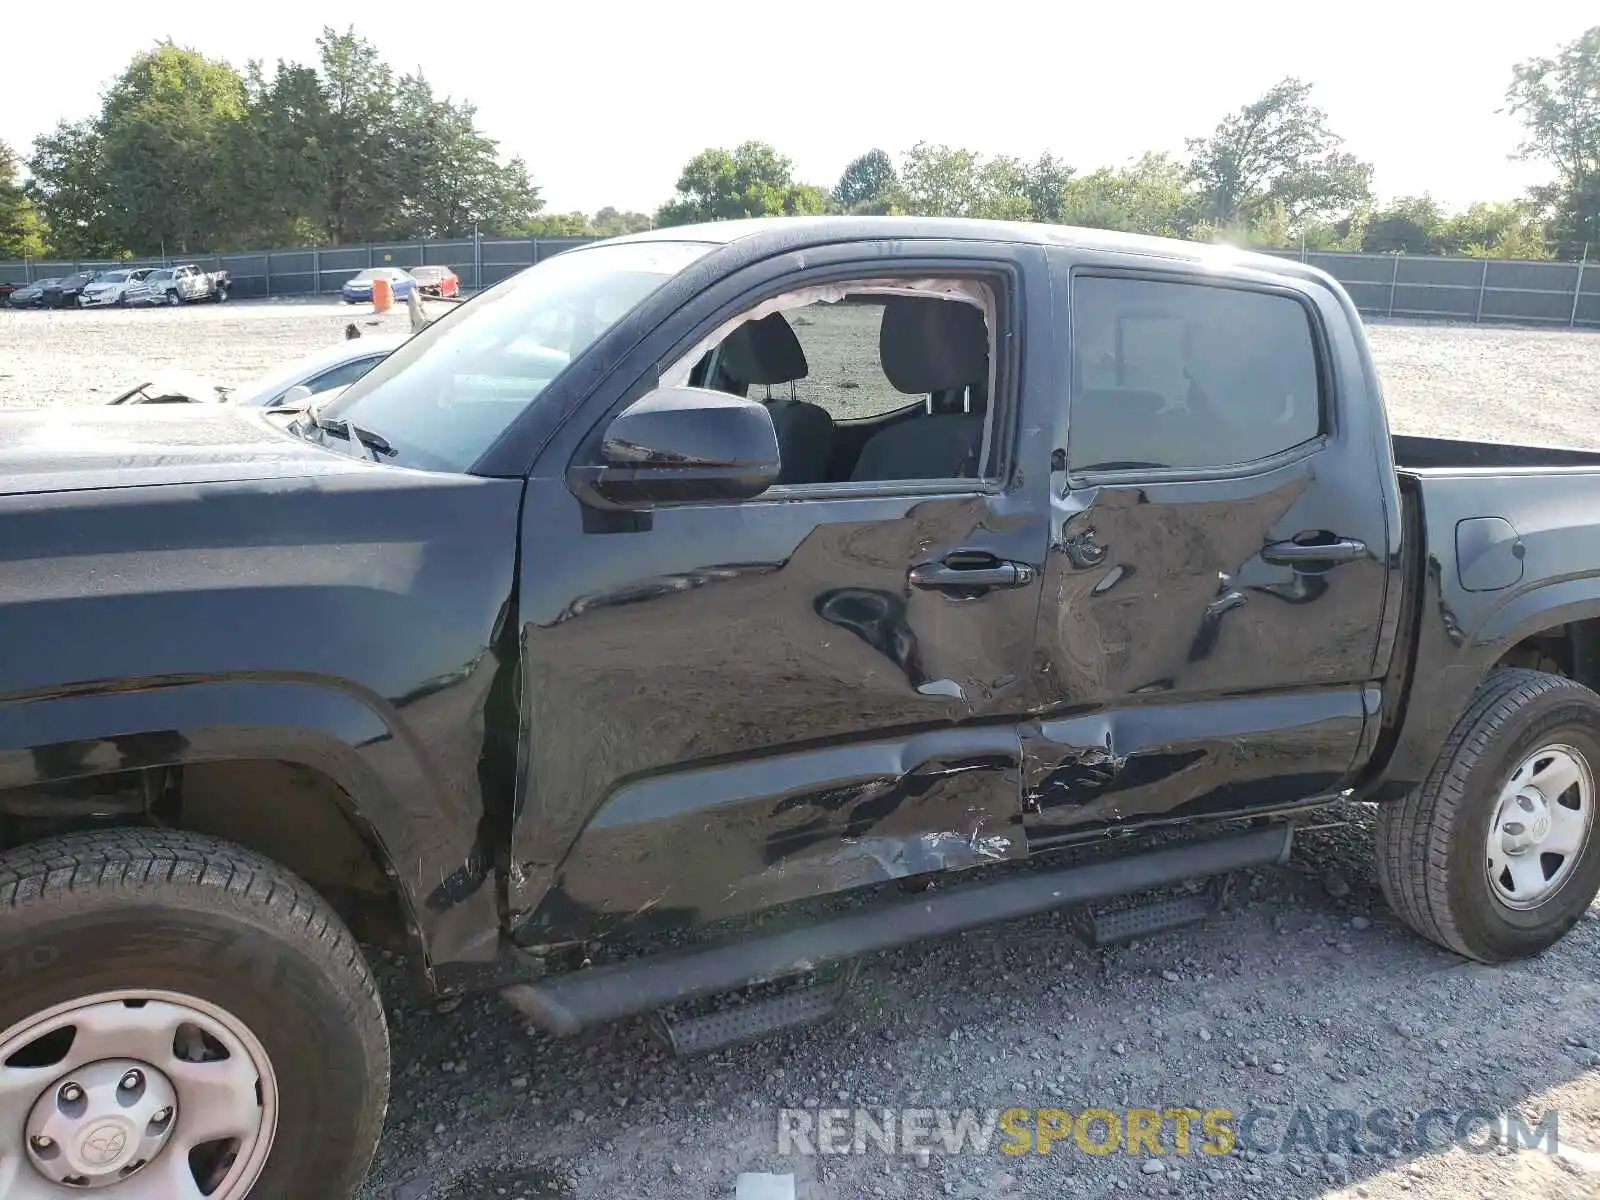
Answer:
569;386;780;508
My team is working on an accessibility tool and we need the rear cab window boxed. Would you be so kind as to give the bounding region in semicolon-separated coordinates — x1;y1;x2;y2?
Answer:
1067;275;1324;476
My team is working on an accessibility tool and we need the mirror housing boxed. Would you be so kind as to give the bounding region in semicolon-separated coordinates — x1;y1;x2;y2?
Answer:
570;386;780;508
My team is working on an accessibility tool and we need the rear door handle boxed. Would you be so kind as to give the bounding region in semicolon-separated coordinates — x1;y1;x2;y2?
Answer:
1261;537;1368;566
909;554;1035;590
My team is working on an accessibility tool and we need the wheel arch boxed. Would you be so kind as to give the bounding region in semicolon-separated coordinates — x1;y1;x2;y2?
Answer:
1475;581;1600;679
1360;582;1600;806
0;678;505;988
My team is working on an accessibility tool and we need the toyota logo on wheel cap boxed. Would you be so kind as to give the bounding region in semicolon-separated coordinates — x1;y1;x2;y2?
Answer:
79;1122;130;1167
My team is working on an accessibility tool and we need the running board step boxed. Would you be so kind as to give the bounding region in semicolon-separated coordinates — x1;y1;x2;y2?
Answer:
1075;888;1219;948
658;986;839;1056
503;822;1292;1037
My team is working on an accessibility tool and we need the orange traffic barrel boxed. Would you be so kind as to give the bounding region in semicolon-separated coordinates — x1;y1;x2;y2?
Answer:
372;276;393;312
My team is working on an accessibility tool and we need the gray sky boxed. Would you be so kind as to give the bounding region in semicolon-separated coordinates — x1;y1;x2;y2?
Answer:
4;1;1589;215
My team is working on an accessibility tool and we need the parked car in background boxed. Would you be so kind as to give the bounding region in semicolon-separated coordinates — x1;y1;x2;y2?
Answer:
124;263;230;305
410;264;461;298
341;266;416;304
107;332;408;407
225;333;407;407
41;270;99;308
78;267;156;308
104;368;226;405
122;268;177;306
0;281;19;307
6;278;59;309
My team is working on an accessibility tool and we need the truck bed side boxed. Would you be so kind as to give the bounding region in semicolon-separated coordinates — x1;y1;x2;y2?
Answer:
1363;459;1600;801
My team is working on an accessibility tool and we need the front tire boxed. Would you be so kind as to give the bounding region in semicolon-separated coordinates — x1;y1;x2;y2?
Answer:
1376;668;1600;962
166;291;182;307
0;828;389;1198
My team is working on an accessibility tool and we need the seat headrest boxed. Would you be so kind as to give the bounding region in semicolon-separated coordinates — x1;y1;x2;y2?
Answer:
720;312;808;386
879;297;988;394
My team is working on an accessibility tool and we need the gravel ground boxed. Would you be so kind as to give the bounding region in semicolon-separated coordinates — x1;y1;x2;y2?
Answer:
4;303;1600;1200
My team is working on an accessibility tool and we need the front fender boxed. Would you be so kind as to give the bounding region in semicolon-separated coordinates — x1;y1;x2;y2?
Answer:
0;676;502;972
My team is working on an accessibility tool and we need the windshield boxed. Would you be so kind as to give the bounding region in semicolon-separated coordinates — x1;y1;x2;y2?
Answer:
146;270;173;282
317;239;714;473
99;271;131;283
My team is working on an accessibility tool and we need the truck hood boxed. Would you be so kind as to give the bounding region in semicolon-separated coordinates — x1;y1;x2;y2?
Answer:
0;404;369;497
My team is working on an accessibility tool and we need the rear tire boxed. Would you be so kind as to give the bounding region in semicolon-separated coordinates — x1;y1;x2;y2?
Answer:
1375;668;1600;962
0;828;389;1198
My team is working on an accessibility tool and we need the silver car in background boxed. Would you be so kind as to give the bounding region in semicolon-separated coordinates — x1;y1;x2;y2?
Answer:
79;268;156;308
108;334;408;406
121;268;178;307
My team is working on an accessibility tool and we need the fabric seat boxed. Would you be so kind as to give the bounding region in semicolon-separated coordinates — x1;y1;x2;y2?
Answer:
850;297;990;481
719;312;834;485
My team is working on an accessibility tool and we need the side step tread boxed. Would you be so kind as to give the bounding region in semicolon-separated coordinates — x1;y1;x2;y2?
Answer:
1076;890;1215;947
660;986;837;1056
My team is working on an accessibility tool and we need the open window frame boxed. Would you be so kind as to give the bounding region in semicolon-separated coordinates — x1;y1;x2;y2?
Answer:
647;267;1021;501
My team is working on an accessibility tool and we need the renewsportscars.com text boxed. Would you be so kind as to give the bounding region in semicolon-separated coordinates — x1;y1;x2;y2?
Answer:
776;1105;1561;1159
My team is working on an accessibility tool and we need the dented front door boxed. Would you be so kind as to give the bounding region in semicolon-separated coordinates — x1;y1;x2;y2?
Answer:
508;242;1057;950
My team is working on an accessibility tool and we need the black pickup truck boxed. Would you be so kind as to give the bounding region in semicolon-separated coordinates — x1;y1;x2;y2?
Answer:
4;216;1600;1196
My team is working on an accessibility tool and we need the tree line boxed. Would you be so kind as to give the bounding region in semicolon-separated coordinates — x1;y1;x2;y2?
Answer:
2;25;1597;263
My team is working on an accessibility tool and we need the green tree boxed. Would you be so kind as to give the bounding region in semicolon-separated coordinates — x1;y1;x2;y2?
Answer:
973;155;1035;220
898;143;1072;221
1361;194;1451;254
26;120;121;256
1507;27;1600;254
1021;152;1076;224
312;27;404;244
1186;78;1372;228
14;26;545;255
96;42;248;254
656;141;824;225
388;72;540;238
1448;201;1551;259
520;211;591;236
1057;153;1190;237
225;60;337;247
833;149;899;212
0;140;48;259
591;207;652;236
899;142;987;217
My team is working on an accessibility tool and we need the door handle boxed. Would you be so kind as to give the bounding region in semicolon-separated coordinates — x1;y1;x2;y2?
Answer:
908;555;1035;590
1261;536;1368;567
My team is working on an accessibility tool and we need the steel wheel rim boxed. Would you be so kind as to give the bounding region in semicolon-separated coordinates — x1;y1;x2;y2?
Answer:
1486;742;1595;910
0;989;278;1198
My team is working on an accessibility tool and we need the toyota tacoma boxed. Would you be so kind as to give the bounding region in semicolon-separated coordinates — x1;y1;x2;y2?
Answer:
3;217;1600;1196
